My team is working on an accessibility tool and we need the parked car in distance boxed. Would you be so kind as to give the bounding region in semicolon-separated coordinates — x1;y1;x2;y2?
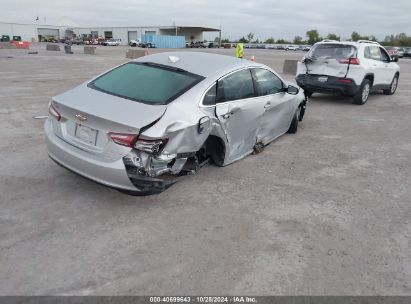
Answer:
296;40;400;105
386;47;400;61
71;38;84;45
403;47;411;58
129;39;141;47
141;42;156;48
103;39;120;46
45;52;307;195
395;47;405;58
286;45;298;51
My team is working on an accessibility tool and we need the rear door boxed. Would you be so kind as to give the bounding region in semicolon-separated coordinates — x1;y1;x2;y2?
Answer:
364;46;384;85
378;47;397;85
215;68;266;161
252;68;293;143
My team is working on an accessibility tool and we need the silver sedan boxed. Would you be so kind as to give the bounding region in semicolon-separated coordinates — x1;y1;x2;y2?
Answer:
45;52;307;195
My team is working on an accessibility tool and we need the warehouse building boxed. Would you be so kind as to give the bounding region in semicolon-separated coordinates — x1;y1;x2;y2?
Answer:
0;21;220;46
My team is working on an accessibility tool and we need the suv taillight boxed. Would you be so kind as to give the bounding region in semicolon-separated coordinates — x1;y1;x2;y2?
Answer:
339;58;360;65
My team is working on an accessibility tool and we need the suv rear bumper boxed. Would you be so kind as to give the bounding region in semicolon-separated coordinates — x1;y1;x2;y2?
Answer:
296;74;360;96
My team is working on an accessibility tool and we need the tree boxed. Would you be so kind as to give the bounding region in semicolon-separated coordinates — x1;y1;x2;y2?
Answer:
238;36;248;43
293;36;303;45
264;37;275;44
277;38;290;44
326;33;340;41
351;32;361;41
306;29;321;45
246;32;254;43
221;38;230;43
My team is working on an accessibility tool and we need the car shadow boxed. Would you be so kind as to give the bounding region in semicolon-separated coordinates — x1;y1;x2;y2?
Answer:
309;92;381;105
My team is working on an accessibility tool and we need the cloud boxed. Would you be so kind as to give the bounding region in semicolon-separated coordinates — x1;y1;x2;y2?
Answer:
0;0;410;40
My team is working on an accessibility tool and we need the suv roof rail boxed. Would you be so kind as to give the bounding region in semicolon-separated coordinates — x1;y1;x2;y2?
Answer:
357;40;380;45
321;39;339;42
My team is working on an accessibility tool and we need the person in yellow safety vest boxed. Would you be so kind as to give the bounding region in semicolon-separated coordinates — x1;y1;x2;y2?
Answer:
236;43;244;59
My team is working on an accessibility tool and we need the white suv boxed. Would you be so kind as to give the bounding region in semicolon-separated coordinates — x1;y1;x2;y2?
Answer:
296;40;400;104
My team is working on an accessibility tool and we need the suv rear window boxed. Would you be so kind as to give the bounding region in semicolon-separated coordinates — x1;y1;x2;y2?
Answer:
308;44;356;60
89;62;204;105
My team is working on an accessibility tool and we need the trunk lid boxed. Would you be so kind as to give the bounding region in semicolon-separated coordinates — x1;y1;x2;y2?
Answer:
51;84;166;154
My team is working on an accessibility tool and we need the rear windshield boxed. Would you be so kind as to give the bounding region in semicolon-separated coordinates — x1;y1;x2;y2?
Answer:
88;62;204;105
308;44;356;60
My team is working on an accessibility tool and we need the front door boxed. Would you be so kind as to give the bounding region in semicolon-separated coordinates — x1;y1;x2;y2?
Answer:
215;69;266;161
252;68;294;144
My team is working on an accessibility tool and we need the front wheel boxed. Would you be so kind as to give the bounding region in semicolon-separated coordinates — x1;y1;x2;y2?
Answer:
383;75;399;95
353;79;371;105
287;108;300;134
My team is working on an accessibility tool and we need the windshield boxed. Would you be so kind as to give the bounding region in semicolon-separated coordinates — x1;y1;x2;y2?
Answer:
88;62;204;105
308;44;357;60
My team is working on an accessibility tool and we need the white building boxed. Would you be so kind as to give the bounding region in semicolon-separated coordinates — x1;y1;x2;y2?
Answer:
0;21;220;45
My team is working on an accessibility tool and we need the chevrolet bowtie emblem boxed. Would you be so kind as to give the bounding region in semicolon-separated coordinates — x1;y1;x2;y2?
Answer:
75;114;87;122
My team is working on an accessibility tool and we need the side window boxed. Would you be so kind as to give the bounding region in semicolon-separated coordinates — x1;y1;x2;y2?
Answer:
364;47;371;59
203;83;216;106
369;46;381;61
217;69;255;103
253;68;284;96
379;48;390;62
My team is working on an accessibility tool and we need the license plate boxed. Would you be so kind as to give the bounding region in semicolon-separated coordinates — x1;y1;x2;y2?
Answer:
318;76;328;83
75;124;97;145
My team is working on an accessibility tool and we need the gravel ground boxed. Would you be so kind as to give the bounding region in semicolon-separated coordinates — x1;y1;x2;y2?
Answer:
0;44;410;295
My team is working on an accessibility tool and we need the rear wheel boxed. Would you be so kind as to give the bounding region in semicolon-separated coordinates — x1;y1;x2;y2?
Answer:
287;108;300;134
383;75;399;95
353;79;371;105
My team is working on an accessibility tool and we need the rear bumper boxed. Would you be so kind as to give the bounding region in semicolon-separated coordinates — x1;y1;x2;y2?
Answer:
45;119;175;195
296;74;360;96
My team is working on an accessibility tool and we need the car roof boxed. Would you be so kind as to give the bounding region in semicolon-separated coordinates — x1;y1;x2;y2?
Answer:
315;40;382;48
133;52;257;77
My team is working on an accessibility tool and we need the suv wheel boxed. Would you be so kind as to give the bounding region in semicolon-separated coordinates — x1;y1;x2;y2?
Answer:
383;75;399;95
353;79;371;105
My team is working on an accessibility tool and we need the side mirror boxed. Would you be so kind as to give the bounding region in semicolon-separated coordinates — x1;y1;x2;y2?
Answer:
287;85;299;95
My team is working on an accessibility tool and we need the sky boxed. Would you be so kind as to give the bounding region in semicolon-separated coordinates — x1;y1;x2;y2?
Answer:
1;0;410;41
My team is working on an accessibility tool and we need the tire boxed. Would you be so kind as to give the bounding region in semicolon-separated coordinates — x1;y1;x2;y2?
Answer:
287;108;300;134
304;90;313;98
383;75;399;95
353;79;371;105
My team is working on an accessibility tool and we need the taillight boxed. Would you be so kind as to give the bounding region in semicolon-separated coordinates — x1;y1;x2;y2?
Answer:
134;137;168;154
48;102;61;121
109;133;168;154
108;132;138;147
339;58;360;65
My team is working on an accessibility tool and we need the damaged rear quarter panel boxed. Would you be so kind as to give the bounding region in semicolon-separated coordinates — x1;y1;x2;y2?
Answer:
140;80;228;156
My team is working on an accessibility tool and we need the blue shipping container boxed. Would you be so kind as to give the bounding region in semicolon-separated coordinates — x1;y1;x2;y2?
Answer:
142;34;185;49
